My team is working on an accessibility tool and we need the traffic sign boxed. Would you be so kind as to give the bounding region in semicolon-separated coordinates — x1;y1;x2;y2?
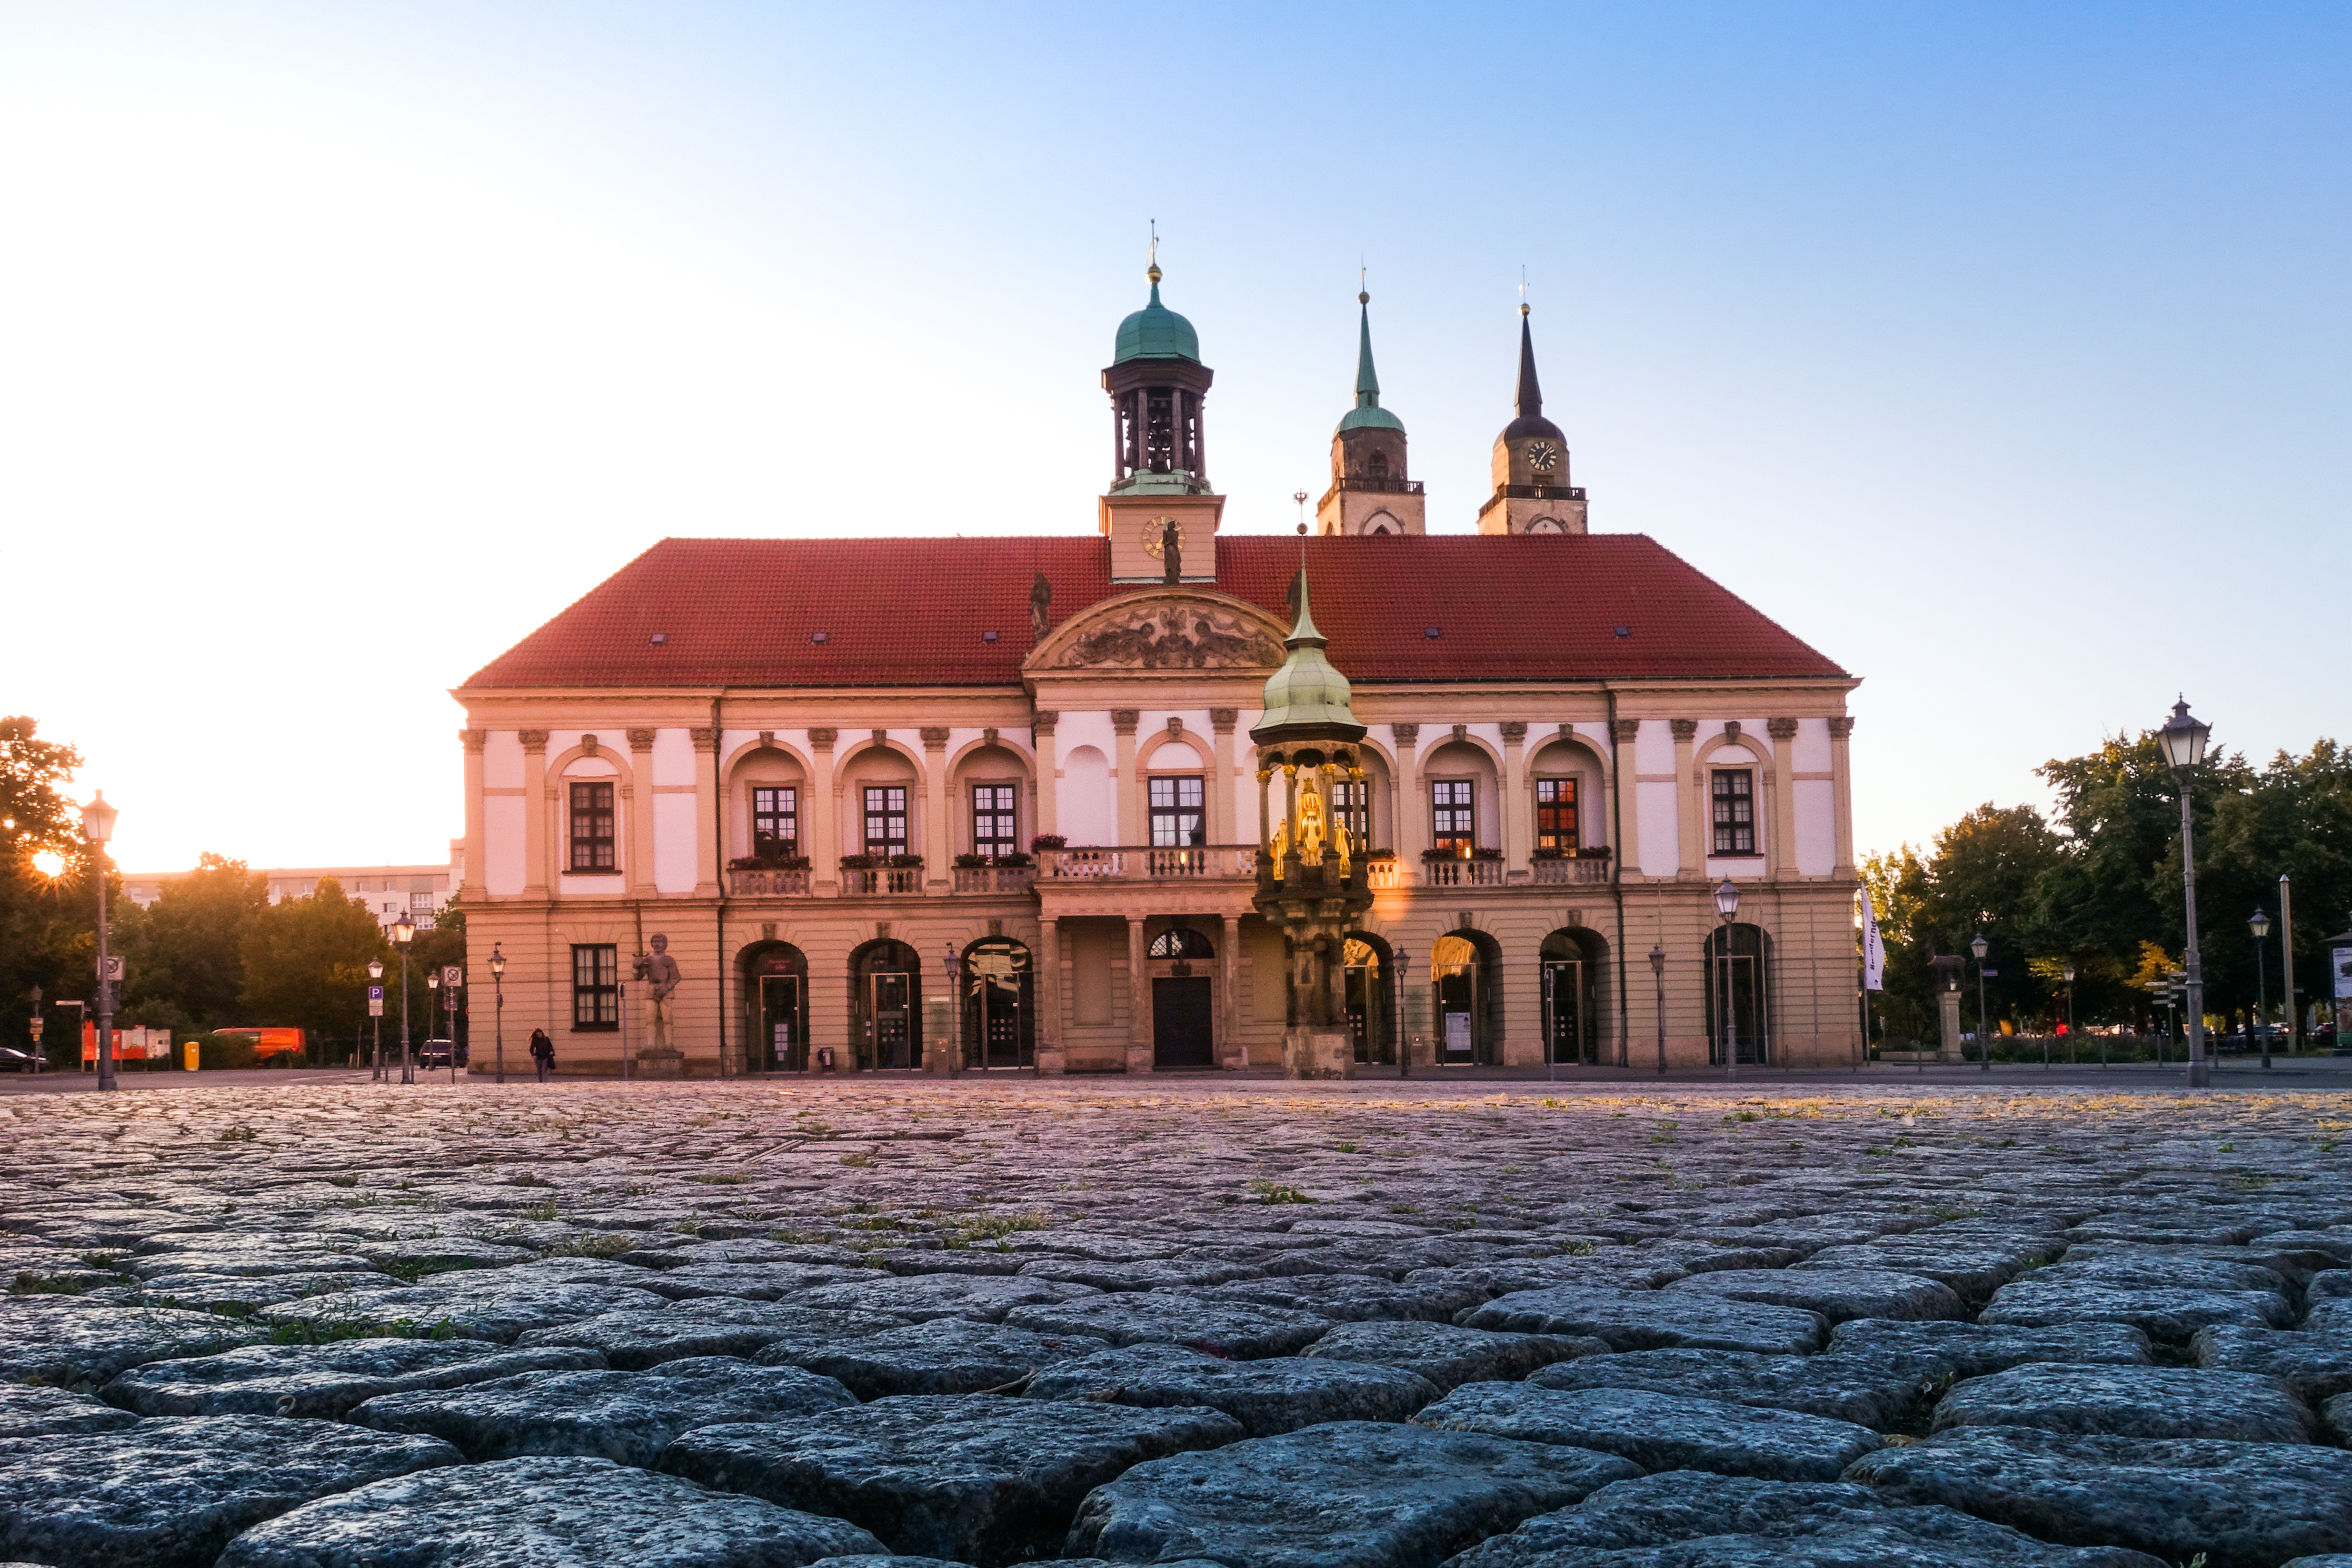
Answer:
440;966;463;989
98;956;127;983
368;985;384;1019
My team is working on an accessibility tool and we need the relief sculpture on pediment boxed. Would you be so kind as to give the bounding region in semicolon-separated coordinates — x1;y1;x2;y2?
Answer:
1057;605;1282;670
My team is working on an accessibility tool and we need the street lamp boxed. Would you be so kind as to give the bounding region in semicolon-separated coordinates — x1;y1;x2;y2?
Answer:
367;958;385;1081
2250;907;2272;1070
2156;696;2213;1088
944;942;961;1075
2165;969;2186;1067
79;792;119;1093
2063;962;2079;1067
1394;949;1411;1079
490;944;507;1085
1970;932;1991;1072
1714;878;1740;1081
427;970;440;1080
1649;942;1668;1076
392;909;415;1085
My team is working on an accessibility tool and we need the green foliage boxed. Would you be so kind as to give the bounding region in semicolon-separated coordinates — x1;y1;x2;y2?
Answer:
238;878;389;1054
0;717;99;1061
118;853;269;1031
195;1030;260;1070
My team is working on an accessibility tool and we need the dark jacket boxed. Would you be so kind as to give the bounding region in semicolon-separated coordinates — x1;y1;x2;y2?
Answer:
529;1030;553;1061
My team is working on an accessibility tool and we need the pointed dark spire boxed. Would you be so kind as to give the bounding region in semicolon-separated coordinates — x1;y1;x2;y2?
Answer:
1514;303;1543;419
1355;293;1379;405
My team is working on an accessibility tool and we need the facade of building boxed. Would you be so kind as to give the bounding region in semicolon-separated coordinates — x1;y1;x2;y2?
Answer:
453;268;1861;1078
122;846;464;932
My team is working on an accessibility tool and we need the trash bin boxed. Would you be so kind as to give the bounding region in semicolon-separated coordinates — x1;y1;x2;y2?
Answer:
184;1039;199;1072
816;1047;836;1072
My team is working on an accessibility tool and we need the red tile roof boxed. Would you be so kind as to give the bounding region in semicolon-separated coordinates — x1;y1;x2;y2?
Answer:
460;534;1847;690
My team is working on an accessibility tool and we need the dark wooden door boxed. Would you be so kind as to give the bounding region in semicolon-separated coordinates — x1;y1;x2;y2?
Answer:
872;972;913;1069
1152;977;1215;1068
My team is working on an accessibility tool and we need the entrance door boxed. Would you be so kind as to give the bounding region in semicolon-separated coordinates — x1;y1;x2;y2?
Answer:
871;972;914;1069
1544;959;1584;1066
1152;976;1215;1068
759;975;802;1071
1435;966;1477;1064
1344;939;1387;1064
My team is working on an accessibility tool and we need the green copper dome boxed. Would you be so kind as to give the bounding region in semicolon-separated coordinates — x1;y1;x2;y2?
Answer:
1114;273;1201;364
1335;297;1405;435
1252;566;1366;744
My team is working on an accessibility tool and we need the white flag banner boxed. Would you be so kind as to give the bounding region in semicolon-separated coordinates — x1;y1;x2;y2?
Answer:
1859;890;1886;992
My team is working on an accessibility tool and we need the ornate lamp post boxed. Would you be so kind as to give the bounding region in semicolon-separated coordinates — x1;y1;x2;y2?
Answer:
426;970;440;1078
490;945;507;1084
1713;878;1739;1081
2250;907;2272;1070
2063;963;2079;1067
79;792;119;1092
392;909;416;1085
2156;697;2213;1088
945;941;961;1076
442;969;460;1084
1394;949;1410;1079
1971;932;1991;1072
1649;942;1668;1076
367;957;385;1080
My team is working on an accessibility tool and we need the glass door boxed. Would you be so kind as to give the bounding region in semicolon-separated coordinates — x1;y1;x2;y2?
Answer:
759;974;803;1071
871;972;913;1069
1544;959;1585;1066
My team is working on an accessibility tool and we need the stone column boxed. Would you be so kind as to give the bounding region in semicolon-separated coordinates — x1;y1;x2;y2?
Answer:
458;730;487;901
1219;913;1242;1069
1126;914;1152;1073
1392;724;1422;879
1672;719;1701;879
1210;709;1237;845
690;729;720;898
627;729;658;897
1610;718;1640;869
807;729;837;893
921;727;951;892
519;730;550;897
1768;718;1799;880
1500;720;1529;878
1033;712;1058;839
1112;710;1141;844
1035;916;1065;1074
1827;716;1856;876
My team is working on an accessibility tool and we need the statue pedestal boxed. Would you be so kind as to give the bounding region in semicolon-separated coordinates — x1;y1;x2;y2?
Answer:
635;1048;684;1079
1938;991;1963;1060
1282;1027;1355;1080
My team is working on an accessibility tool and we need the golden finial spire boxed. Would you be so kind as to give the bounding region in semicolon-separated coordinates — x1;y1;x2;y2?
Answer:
1146;220;1161;285
1519;267;1529;318
1358;260;1368;307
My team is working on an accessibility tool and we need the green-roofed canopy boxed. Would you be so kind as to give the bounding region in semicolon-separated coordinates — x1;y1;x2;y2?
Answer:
1114;277;1201;364
1251;567;1366;745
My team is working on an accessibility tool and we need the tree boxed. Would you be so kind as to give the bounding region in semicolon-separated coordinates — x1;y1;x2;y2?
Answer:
1859;845;1934;1042
1919;803;2066;1030
0;717;97;1059
119;853;269;1031
239;878;388;1057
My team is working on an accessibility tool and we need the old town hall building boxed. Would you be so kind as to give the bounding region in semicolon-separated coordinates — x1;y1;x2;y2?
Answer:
453;262;1861;1078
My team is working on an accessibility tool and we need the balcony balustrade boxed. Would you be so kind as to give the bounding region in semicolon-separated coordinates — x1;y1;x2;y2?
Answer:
842;867;926;897
727;868;810;897
950;865;1037;895
1039;846;1257;882
1531;855;1612;886
1365;857;1404;890
1425;858;1507;889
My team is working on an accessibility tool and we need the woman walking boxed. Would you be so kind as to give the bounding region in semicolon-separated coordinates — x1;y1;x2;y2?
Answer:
528;1028;554;1083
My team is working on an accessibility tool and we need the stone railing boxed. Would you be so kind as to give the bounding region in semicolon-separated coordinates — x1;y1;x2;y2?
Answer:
950;865;1036;895
1425;858;1507;888
1365;858;1405;890
1039;846;1256;882
841;867;926;897
728;868;810;897
1531;856;1612;886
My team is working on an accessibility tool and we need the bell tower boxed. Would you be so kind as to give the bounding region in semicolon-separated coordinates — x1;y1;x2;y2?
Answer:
1316;287;1424;536
1475;303;1588;535
1101;238;1224;582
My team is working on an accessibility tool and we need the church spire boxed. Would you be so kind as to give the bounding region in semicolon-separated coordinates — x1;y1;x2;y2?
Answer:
1318;278;1421;536
1514;302;1543;419
1354;281;1380;406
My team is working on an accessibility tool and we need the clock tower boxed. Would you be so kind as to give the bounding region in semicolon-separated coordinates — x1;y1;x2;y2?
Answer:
1475;304;1588;535
1316;289;1425;536
1101;243;1225;581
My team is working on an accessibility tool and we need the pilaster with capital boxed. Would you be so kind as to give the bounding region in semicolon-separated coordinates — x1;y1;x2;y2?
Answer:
1610;718;1640;874
627;729;658;896
1391;722;1423;873
1499;720;1529;876
458;730;487;901
691;727;720;898
1112;710;1140;844
1827;715;1856;875
1210;708;1237;844
1035;916;1065;1073
1125;914;1151;1073
807;729;838;891
519;730;550;897
1767;718;1800;879
1671;719;1700;880
1031;712;1058;838
920;727;951;889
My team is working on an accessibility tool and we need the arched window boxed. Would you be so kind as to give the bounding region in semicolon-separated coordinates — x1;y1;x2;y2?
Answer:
1367;449;1389;478
1149;928;1215;959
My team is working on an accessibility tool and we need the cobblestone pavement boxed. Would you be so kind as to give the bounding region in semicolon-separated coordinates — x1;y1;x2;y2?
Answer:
3;1079;2349;1568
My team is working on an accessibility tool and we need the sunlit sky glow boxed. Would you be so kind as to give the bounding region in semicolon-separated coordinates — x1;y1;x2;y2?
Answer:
7;3;2346;874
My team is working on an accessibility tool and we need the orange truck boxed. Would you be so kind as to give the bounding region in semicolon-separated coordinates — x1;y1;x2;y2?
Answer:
210;1028;308;1062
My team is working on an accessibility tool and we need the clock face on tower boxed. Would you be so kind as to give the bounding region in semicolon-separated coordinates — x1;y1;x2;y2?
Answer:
1142;517;1185;557
1525;440;1560;473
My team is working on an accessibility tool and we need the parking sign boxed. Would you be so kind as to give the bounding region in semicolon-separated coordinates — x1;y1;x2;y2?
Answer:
368;985;384;1019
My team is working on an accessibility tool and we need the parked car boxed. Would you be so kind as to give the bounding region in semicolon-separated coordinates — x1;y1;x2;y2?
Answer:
0;1045;40;1073
419;1038;458;1069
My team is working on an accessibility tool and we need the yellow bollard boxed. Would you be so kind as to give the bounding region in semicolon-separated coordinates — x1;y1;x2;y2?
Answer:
184;1039;199;1071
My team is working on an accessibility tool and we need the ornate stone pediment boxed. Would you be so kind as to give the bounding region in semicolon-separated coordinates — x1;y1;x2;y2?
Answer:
1031;590;1286;674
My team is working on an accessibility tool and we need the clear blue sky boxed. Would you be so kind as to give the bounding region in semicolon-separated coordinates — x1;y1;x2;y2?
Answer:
6;2;2346;871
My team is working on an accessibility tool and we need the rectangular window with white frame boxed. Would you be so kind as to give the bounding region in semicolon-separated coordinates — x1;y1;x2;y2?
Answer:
1148;776;1205;847
971;784;1018;858
569;782;616;871
863;786;908;856
752;786;798;858
1711;768;1756;855
1331;778;1370;848
1430;779;1475;856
